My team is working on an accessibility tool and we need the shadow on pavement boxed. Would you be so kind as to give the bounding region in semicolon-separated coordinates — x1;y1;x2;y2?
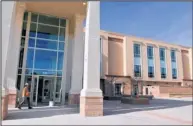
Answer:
104;98;192;116
5;98;192;120
6;105;79;120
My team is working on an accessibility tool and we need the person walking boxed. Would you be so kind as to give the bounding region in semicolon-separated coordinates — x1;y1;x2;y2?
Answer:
18;83;32;109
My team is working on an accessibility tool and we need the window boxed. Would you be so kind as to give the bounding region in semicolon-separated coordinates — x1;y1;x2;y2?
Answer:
148;66;154;78
115;84;122;96
171;50;177;79
172;68;177;79
160;47;166;79
34;50;57;70
147;46;153;59
161;67;166;79
159;48;165;61
147;45;154;78
134;65;141;77
134;43;141;77
134;43;140;57
171;50;176;62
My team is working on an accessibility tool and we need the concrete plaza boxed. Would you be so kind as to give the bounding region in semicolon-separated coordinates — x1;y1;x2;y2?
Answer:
2;97;192;125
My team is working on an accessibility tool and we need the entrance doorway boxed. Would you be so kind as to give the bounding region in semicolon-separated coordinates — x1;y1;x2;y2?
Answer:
145;88;148;95
30;75;61;106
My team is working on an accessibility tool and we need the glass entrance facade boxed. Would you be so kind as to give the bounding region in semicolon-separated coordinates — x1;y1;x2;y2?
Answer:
16;11;66;105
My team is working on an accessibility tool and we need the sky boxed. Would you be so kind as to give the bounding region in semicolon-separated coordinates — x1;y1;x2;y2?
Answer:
100;2;192;47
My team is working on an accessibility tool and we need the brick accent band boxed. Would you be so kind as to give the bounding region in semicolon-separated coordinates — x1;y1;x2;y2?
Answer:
68;94;80;104
80;96;103;116
8;93;17;108
1;95;8;120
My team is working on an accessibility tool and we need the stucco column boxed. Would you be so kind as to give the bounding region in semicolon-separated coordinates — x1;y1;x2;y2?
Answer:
68;15;85;104
166;48;172;81
188;48;193;80
123;37;129;76
176;49;184;82
154;46;161;81
5;2;25;108
2;1;17;120
80;1;103;116
142;44;148;80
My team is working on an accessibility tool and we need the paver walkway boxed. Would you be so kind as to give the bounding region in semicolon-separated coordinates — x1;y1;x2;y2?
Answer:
2;97;192;125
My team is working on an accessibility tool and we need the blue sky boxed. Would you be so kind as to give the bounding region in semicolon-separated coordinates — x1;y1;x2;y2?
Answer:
100;2;192;47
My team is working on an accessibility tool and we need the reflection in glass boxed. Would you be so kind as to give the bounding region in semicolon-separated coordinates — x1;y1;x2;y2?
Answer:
55;77;62;98
16;75;21;90
34;49;57;70
60;19;66;27
20;37;25;47
28;38;35;47
18;69;22;74
23;12;28;21
57;71;62;76
36;39;57;50
59;28;65;41
37;24;58;40
22;22;27;36
18;48;24;68
57;52;64;70
33;69;56;75
39;15;59;26
29;23;37;37
31;13;38;22
25;69;33;75
59;42;64;51
26;48;34;68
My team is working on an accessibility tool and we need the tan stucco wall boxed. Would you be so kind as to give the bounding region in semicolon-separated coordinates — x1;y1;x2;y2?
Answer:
108;37;124;76
143;85;192;97
25;2;86;19
100;31;191;85
100;32;109;79
182;50;191;79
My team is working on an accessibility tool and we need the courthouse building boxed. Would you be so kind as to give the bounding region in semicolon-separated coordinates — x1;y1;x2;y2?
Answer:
2;1;192;120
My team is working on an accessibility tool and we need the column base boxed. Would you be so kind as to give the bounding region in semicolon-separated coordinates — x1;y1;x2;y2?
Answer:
68;94;80;104
8;93;17;108
80;96;103;116
1;95;9;120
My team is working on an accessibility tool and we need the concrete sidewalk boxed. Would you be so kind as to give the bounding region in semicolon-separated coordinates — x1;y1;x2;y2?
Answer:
2;97;192;125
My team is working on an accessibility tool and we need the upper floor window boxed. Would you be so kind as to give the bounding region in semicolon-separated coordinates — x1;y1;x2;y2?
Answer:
171;50;176;62
161;67;166;79
134;65;141;77
148;66;154;78
134;43;141;57
171;50;177;79
147;46;153;59
172;68;177;79
159;48;166;61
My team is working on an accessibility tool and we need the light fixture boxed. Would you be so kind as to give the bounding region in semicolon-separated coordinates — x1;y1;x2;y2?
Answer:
83;2;86;6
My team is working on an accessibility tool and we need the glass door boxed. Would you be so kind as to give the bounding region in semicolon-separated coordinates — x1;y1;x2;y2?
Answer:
42;77;54;102
30;76;39;106
54;77;62;103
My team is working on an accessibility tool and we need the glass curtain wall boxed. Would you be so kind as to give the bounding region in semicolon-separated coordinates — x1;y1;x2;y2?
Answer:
16;11;66;103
